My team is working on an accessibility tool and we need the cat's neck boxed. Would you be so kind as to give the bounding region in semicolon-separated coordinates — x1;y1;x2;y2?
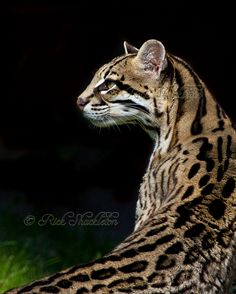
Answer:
134;58;232;230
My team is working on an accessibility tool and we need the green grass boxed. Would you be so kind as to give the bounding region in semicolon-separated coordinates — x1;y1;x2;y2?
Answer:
0;208;116;293
0;241;47;292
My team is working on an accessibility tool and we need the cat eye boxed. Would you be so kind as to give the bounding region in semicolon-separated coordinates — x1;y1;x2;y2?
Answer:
96;79;117;93
97;82;109;92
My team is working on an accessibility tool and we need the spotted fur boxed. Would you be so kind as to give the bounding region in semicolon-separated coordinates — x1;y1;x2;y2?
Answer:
6;40;236;293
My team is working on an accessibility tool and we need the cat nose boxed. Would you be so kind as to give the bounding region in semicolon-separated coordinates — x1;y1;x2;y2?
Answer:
77;97;89;111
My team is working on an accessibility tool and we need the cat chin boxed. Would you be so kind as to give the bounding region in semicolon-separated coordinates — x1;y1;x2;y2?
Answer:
89;117;132;128
85;112;137;128
88;117;115;128
90;121;110;128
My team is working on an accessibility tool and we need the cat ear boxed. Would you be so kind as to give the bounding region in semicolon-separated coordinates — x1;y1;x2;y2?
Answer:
135;39;167;77
123;41;139;54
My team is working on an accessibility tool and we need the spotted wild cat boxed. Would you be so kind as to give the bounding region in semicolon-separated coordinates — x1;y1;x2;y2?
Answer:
6;39;236;293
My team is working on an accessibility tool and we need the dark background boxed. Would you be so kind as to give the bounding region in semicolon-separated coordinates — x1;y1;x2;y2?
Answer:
1;3;235;237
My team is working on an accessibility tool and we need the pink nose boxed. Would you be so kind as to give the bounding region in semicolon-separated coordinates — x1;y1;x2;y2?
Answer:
77;97;89;111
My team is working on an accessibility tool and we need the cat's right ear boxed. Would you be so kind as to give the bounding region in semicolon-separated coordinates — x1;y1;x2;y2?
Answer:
135;39;167;78
123;41;139;54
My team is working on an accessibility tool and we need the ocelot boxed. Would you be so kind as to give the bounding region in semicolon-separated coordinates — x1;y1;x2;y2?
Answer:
6;40;236;294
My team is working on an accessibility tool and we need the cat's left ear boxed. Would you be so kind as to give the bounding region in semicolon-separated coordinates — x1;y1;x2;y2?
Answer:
123;41;139;54
135;39;167;77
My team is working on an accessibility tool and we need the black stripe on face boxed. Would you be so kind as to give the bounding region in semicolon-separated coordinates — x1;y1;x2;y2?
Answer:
110;99;150;114
103;56;129;79
171;56;207;135
106;79;150;100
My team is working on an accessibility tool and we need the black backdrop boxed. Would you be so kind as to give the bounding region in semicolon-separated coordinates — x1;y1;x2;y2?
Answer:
1;3;235;217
